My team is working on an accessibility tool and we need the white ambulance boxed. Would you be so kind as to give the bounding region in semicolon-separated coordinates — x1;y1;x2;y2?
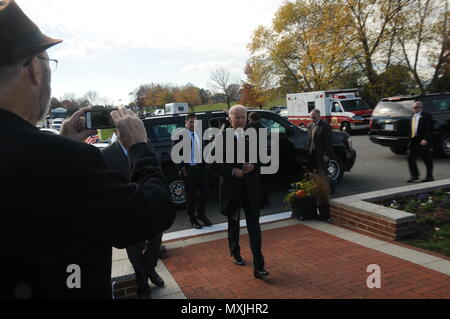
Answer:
287;89;372;133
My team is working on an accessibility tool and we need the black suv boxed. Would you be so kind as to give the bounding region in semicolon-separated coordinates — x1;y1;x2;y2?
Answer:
143;110;356;208
369;93;450;157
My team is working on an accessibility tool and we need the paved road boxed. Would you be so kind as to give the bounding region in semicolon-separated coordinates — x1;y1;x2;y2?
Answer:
166;132;450;232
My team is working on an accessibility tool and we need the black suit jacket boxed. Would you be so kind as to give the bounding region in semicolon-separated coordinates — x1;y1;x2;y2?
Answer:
0;109;175;299
102;141;129;178
207;130;261;216
307;120;332;158
410;111;434;145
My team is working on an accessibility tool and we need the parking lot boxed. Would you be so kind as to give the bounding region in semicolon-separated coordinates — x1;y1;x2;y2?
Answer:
167;131;450;232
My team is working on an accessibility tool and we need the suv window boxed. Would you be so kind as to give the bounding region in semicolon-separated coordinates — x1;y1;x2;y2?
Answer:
150;123;184;142
260;117;287;134
340;99;370;111
424;97;450;112
208;117;229;130
372;100;414;117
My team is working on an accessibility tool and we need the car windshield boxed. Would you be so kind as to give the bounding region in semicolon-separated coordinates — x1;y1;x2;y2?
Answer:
340;99;370;111
372;100;414;117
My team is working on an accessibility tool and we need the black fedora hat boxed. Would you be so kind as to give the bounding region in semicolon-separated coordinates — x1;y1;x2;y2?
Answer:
0;0;62;67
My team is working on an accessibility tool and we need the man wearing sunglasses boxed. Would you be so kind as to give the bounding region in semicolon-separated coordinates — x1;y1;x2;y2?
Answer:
0;0;175;298
407;101;434;183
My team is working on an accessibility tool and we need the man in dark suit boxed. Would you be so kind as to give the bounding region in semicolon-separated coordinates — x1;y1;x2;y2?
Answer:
307;109;332;177
307;109;333;218
208;105;268;279
103;140;167;299
407;101;434;183
172;113;212;229
0;1;175;298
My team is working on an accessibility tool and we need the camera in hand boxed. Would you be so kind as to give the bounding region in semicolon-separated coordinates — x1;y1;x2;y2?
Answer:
85;109;117;130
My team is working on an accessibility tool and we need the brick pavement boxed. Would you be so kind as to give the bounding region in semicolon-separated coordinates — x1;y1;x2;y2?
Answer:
162;223;450;299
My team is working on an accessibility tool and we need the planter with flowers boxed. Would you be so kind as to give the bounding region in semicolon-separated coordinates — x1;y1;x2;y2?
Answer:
285;176;317;220
284;172;331;221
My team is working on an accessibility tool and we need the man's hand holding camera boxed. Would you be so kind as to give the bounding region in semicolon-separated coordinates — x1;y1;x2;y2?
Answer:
60;107;97;141
110;107;147;150
61;107;147;151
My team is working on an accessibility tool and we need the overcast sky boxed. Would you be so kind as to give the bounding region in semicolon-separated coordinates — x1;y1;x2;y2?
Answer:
18;0;284;105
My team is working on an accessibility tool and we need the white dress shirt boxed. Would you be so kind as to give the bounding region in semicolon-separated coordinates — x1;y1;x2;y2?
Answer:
412;112;422;137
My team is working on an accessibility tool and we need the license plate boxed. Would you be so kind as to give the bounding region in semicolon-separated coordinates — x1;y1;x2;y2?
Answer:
384;124;394;131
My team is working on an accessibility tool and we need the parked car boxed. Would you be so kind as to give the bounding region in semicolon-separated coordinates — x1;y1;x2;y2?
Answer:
369;92;450;157
49;118;64;131
270;106;287;114
50;124;62;131
51;118;64;125
142;110;356;209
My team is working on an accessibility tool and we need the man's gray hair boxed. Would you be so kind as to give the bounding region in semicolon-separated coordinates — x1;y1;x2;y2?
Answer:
229;104;247;117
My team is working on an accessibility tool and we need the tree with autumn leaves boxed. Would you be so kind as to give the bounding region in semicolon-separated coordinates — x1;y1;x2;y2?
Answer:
130;83;204;112
248;0;449;106
240;61;277;109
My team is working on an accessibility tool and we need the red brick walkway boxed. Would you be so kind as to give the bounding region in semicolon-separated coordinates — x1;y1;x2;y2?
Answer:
163;224;450;299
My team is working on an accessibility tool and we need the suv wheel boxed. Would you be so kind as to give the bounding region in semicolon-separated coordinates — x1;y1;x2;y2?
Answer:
438;132;450;158
166;170;186;210
389;145;408;155
328;153;344;185
340;122;352;134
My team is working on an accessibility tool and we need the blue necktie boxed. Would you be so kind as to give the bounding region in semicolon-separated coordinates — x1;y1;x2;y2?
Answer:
191;132;195;165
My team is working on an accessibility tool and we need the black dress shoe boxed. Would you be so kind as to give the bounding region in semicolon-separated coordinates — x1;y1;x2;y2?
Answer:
254;268;269;279
191;220;202;229
407;178;419;183
149;270;165;287
198;215;212;226
232;256;245;266
421;178;435;183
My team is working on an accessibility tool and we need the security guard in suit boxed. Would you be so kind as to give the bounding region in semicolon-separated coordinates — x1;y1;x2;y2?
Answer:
407;101;435;183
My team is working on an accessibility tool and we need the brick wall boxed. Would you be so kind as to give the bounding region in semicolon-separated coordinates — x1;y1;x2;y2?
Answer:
330;205;416;240
112;276;138;299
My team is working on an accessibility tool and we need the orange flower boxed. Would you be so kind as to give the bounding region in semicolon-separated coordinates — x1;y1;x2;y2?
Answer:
296;190;306;199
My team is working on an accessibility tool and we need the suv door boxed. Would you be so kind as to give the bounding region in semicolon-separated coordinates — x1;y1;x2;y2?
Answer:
258;113;302;177
423;95;450;157
146;117;185;161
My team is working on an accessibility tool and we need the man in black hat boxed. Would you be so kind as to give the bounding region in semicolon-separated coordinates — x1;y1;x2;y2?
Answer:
0;0;175;298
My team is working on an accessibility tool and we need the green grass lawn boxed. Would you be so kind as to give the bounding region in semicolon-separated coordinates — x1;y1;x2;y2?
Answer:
99;128;114;141
403;224;450;257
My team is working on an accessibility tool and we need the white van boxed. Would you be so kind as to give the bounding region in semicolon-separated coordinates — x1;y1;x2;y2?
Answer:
165;103;189;114
287;89;372;133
